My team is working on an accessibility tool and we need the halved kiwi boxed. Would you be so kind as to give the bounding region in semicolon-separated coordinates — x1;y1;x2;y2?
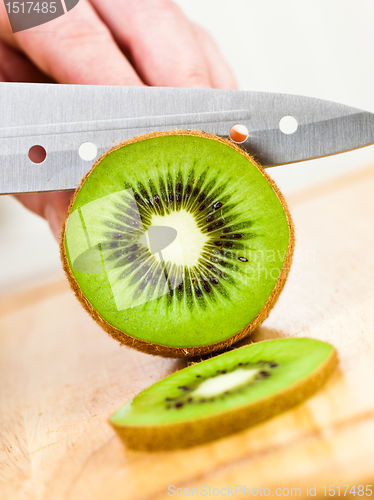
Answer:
110;338;337;451
61;131;294;357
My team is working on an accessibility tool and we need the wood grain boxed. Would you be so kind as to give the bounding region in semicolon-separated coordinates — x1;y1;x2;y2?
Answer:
1;166;374;500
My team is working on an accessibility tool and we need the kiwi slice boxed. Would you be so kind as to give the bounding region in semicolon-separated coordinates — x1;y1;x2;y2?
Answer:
61;131;294;357
110;338;337;451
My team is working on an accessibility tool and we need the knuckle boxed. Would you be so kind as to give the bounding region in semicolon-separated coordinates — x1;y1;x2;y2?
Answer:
54;20;112;52
134;0;183;21
48;21;114;81
179;62;209;86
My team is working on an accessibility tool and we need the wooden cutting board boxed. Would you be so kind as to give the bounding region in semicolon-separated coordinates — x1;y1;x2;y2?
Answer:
1;166;374;500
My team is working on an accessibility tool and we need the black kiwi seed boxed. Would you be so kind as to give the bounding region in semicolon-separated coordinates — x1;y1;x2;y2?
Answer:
215;221;224;227
114;202;127;212
127;254;136;262
270;362;278;368
206;215;214;223
199;204;206;211
186;185;191;195
126;209;140;219
196;375;201;378
176;194;182;203
104;221;126;230
210;277;219;285
203;281;211;293
214;241;222;247
169;193;174;202
220;233;242;240
259;370;270;378
195;287;202;297
108;249;127;260
154;195;160;204
175;402;184;409
130;244;139;251
213;202;222;210
178;386;189;391
177;283;183;292
113;214;127;224
238;256;248;262
198;193;206;202
176;183;182;192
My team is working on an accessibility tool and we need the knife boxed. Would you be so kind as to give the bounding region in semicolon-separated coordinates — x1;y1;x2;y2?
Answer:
1;82;374;195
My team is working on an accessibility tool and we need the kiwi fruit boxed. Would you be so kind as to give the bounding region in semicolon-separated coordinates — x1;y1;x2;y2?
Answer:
61;130;294;357
109;338;337;451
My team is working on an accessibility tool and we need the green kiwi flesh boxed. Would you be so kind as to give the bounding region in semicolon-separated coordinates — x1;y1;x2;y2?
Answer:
61;131;294;357
110;338;337;451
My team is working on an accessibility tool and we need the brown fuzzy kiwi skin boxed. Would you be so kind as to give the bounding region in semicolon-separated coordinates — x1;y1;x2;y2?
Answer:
110;342;338;451
60;130;295;358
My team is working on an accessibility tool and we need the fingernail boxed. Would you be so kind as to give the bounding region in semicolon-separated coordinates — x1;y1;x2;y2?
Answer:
45;204;63;242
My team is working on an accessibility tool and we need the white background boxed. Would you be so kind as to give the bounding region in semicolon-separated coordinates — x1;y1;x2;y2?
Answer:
1;0;374;294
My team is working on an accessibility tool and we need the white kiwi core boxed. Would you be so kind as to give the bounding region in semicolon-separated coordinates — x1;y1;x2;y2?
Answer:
191;368;261;398
149;209;209;268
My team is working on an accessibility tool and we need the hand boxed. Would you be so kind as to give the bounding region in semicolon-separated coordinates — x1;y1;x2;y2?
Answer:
0;0;237;241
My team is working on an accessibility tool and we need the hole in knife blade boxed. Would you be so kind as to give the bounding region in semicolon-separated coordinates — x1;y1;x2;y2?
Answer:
28;145;47;164
229;124;248;143
279;116;298;134
79;142;97;161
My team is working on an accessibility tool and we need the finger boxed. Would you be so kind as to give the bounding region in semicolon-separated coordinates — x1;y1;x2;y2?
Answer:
14;191;73;241
192;24;238;90
90;0;211;88
0;40;52;82
0;0;143;86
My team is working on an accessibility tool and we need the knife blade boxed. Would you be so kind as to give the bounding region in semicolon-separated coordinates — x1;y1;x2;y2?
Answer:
0;82;373;194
